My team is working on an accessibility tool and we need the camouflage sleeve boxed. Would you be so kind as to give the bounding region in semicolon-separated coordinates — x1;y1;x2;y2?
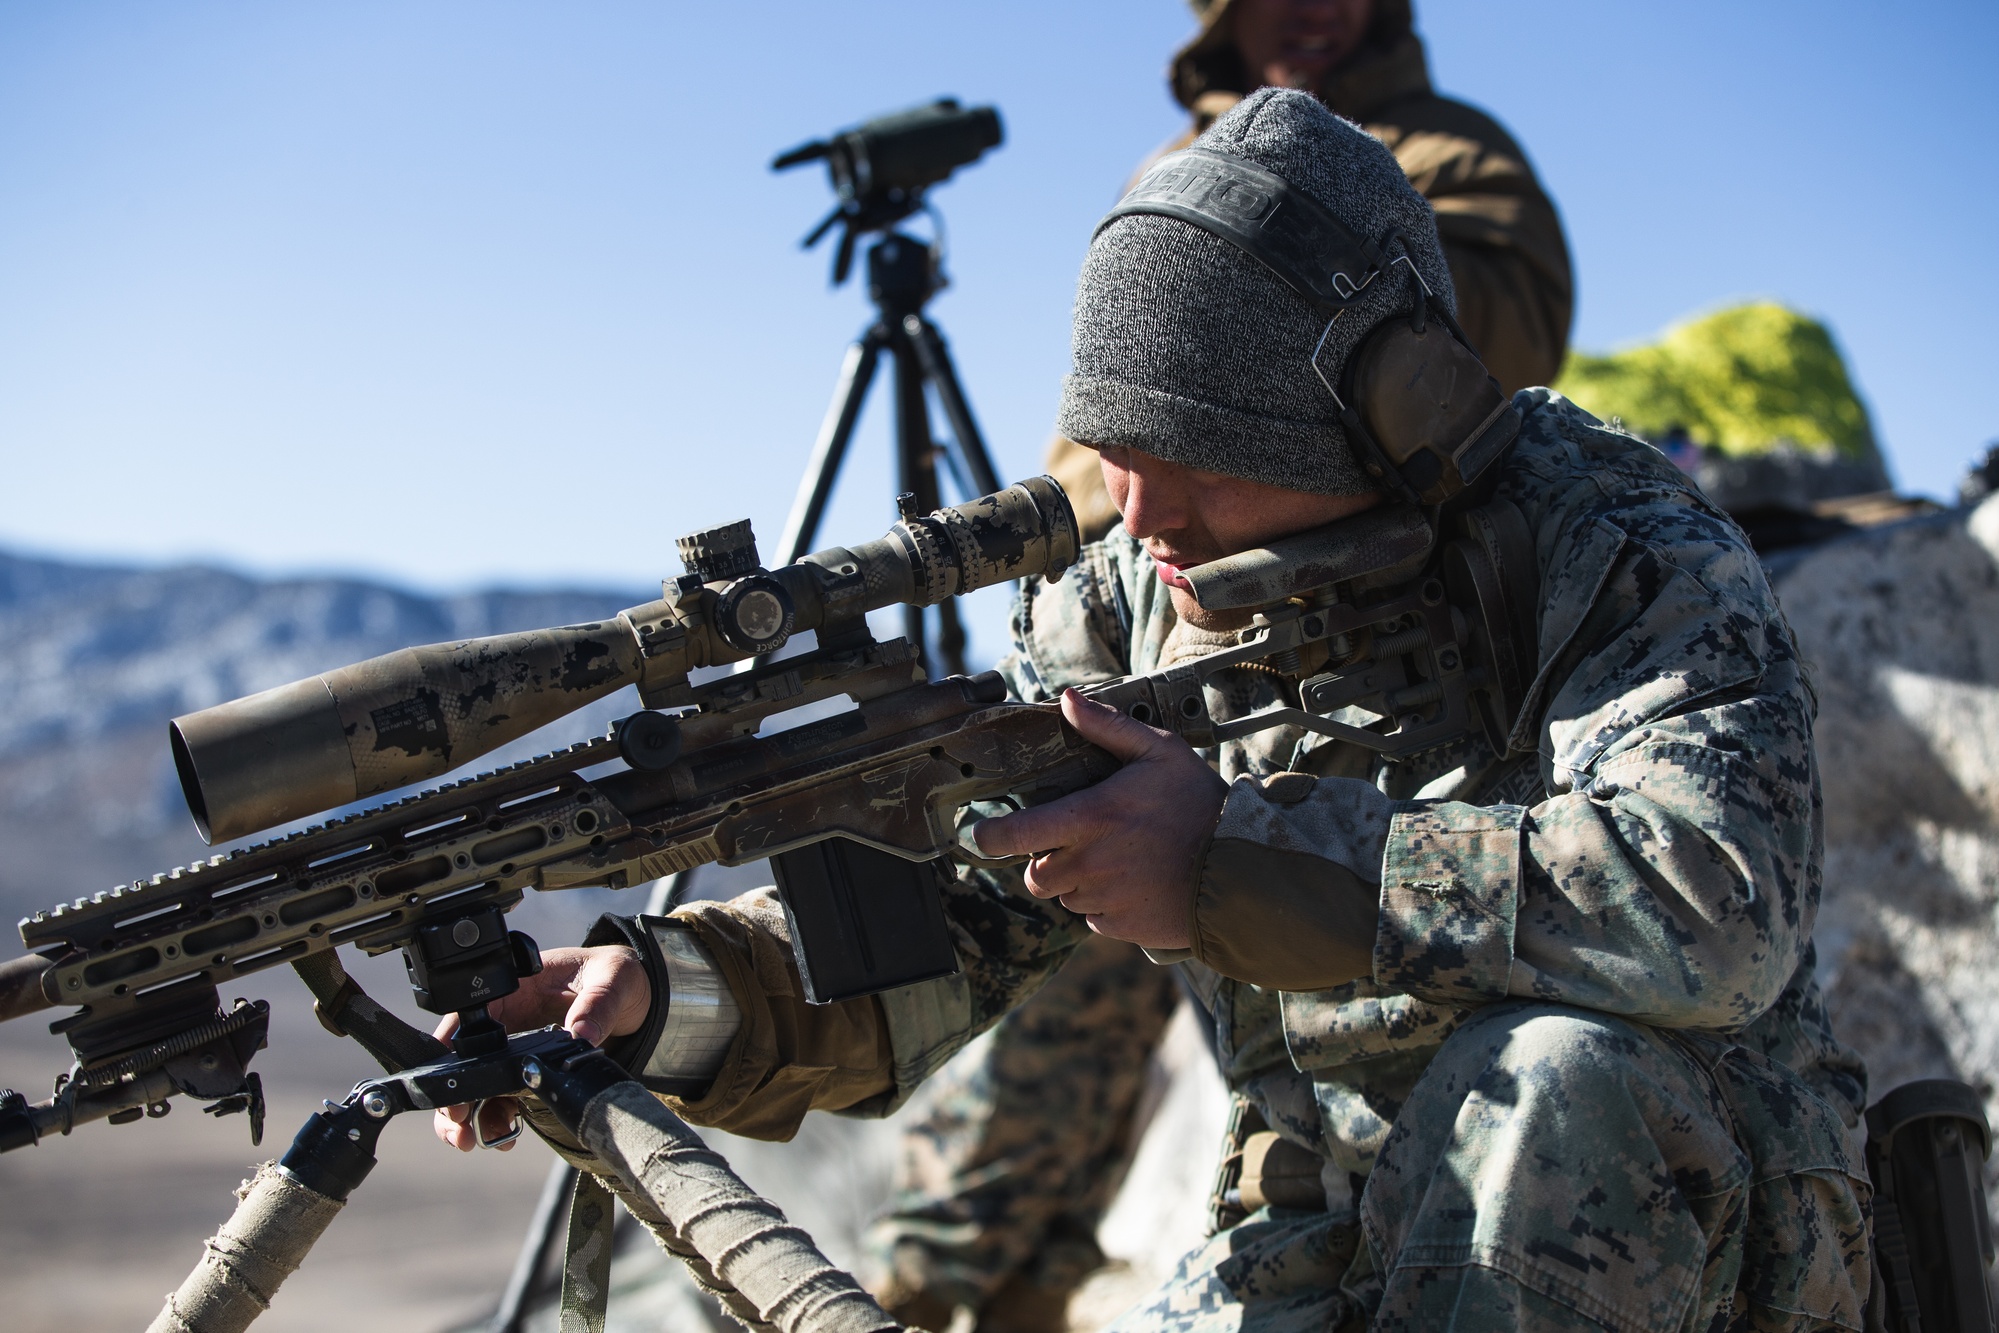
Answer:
1374;397;1820;1031
1188;771;1390;990
662;890;898;1140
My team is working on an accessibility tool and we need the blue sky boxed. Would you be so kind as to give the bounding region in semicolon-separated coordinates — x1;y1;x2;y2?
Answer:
2;1;1994;662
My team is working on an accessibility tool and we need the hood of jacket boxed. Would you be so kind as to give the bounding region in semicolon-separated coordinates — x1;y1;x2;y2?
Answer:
1171;0;1432;125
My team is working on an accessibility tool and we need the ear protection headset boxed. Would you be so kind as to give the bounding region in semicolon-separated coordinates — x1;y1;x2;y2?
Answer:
1095;146;1521;508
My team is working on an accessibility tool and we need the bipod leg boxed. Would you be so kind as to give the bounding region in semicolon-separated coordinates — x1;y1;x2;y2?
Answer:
152;1025;596;1333
780;326;888;565
148;1098;386;1333
529;1046;902;1333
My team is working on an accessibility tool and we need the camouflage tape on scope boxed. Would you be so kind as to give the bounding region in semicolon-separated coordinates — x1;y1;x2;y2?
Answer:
170;478;1078;846
170;625;643;844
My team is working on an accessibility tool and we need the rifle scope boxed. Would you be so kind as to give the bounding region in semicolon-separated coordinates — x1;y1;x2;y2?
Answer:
171;477;1077;845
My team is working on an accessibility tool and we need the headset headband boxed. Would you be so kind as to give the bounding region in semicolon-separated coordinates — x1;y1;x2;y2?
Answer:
1097;145;1519;511
1096;147;1390;316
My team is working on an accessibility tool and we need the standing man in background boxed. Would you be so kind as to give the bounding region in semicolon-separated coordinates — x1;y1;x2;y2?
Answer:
870;4;1573;1330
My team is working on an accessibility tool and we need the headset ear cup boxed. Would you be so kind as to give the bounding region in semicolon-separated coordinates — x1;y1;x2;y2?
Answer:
1337;405;1420;506
1345;318;1518;506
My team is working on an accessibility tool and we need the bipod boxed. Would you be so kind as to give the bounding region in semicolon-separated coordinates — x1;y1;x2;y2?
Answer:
148;1025;902;1333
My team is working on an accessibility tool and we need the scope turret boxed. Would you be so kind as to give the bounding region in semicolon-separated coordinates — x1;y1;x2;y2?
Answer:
171;477;1077;844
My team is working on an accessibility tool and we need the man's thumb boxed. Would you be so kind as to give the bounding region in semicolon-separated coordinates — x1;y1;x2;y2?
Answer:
564;949;636;1047
1061;687;1168;761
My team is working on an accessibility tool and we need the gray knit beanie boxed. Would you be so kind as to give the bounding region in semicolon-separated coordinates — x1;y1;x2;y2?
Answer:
1056;87;1454;494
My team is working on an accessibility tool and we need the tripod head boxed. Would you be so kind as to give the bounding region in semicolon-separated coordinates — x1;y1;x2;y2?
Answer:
773;97;1002;285
403;903;543;1058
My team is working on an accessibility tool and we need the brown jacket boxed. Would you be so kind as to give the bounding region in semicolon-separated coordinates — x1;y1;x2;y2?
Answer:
1048;0;1574;539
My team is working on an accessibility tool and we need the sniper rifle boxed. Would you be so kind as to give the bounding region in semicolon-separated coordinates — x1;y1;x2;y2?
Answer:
0;475;1535;1152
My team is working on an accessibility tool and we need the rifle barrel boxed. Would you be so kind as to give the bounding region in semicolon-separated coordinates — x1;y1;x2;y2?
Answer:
0;953;52;1023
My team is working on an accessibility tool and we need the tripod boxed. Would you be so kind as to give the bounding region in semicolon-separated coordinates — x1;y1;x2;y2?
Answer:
776;230;1003;678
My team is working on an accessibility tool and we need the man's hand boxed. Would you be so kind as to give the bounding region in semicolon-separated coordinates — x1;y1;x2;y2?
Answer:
432;944;654;1152
971;688;1226;949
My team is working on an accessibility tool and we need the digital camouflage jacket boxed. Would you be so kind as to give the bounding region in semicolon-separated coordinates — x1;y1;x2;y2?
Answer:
661;392;1866;1217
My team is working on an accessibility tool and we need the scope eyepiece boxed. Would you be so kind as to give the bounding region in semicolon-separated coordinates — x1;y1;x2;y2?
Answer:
774;98;1002;199
775;98;1003;285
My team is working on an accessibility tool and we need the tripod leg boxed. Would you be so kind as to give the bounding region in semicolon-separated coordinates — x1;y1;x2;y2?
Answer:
645;865;699;916
779;327;888;565
933;597;969;680
892;325;965;676
906;314;1003;497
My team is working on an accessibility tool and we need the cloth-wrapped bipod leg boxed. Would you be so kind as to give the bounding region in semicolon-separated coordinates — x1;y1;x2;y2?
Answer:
519;1100;789;1333
575;1080;902;1333
147;1163;345;1333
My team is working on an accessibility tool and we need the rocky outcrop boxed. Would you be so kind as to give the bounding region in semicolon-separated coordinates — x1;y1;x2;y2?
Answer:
1691;444;1894;515
1769;498;1999;1150
1552;302;1887;479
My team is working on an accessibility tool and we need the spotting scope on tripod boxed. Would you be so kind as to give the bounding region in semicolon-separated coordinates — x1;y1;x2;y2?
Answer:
772;98;1006;677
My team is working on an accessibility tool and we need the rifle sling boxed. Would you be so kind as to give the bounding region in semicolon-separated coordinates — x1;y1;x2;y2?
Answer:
560;1171;618;1333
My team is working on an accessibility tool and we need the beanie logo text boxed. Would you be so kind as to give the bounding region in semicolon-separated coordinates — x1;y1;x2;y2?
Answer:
1099;147;1388;316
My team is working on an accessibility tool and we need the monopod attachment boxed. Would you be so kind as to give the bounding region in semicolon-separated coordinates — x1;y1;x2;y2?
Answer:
170;477;1077;844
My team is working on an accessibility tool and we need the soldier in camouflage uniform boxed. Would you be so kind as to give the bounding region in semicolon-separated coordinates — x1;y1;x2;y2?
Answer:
882;1;1578;1323
445;87;1871;1333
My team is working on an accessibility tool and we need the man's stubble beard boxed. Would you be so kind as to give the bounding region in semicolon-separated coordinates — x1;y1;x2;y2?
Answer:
1167;585;1256;633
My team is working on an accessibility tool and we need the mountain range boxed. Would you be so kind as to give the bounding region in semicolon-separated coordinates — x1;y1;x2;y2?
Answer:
0;548;649;924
